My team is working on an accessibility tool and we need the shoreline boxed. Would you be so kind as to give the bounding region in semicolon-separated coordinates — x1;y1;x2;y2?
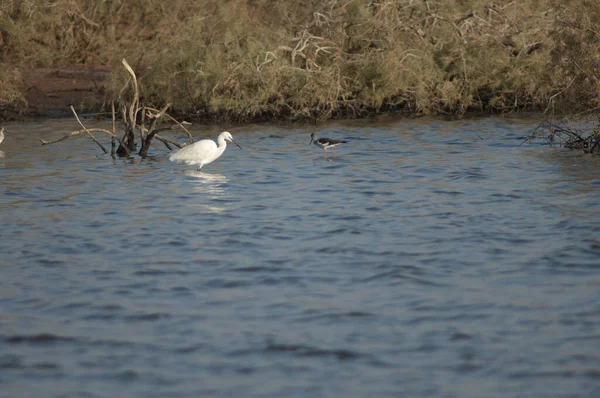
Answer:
2;67;546;124
1;68;110;121
1;2;598;125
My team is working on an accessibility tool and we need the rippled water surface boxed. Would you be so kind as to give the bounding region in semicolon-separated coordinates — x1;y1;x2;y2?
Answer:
1;117;599;397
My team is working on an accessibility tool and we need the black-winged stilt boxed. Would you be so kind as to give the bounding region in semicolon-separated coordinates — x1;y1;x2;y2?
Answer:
309;133;347;157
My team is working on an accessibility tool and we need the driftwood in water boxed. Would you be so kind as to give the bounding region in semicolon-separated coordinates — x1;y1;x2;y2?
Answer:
40;59;194;158
118;59;140;156
522;117;600;154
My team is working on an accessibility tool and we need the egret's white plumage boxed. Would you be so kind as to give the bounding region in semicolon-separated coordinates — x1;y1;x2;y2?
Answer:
169;131;241;171
0;128;6;144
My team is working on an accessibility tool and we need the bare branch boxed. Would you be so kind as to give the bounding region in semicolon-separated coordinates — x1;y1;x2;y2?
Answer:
122;59;140;129
145;107;194;143
139;103;172;158
111;101;117;157
146;103;171;138
41;128;114;144
70;105;108;154
154;134;185;150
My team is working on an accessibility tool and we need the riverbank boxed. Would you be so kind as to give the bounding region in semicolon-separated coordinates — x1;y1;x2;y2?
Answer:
0;68;109;120
1;1;599;122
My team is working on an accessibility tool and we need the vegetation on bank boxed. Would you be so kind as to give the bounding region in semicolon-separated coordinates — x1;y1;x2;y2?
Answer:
1;0;599;121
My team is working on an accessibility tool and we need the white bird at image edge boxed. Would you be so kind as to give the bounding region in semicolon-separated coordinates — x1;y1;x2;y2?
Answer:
169;131;242;171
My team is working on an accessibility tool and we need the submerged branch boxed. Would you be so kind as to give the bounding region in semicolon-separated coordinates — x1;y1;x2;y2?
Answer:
40;127;131;157
523;118;600;153
138;103;171;158
40;128;113;143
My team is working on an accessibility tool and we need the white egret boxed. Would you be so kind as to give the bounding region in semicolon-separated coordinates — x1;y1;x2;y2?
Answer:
170;131;241;171
309;132;347;157
0;128;7;144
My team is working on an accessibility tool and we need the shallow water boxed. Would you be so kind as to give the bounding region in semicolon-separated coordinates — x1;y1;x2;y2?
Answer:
1;116;599;398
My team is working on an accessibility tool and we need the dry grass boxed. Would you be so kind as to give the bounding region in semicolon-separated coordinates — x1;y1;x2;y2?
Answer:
1;0;600;121
0;66;27;115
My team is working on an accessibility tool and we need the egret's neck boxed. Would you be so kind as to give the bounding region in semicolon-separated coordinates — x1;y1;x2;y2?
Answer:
207;138;227;163
217;137;228;148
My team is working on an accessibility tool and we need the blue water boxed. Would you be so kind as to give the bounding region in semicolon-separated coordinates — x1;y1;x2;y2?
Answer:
1;116;599;397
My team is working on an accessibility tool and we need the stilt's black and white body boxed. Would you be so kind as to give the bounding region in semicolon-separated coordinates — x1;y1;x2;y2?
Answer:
169;131;242;171
309;133;347;157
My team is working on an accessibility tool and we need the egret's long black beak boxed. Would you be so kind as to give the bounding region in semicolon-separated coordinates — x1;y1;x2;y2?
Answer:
229;138;242;149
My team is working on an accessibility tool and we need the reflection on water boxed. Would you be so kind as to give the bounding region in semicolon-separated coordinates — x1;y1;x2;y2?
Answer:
185;170;228;213
0;117;599;398
185;170;227;184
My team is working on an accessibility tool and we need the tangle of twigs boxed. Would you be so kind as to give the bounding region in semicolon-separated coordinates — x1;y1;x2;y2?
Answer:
40;59;193;159
522;117;600;154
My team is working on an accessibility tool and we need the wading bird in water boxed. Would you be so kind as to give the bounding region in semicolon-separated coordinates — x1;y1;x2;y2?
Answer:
170;131;242;171
0;128;7;144
309;132;347;157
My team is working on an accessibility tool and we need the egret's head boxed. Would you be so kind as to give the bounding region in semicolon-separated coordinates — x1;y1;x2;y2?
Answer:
222;131;242;149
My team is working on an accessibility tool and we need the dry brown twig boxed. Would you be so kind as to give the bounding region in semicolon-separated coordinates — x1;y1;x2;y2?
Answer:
522;117;600;154
70;105;108;154
144;107;194;144
111;101;117;157
39;128;124;146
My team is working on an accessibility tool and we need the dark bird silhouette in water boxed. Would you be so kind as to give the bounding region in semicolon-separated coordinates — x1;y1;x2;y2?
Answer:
309;133;347;157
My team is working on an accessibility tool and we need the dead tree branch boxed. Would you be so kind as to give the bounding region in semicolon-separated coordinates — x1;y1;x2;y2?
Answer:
118;58;140;155
139;103;171;158
153;133;186;150
40;59;189;160
70;105;108;154
523;117;600;153
145;107;194;144
111;101;117;157
40;128;126;148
